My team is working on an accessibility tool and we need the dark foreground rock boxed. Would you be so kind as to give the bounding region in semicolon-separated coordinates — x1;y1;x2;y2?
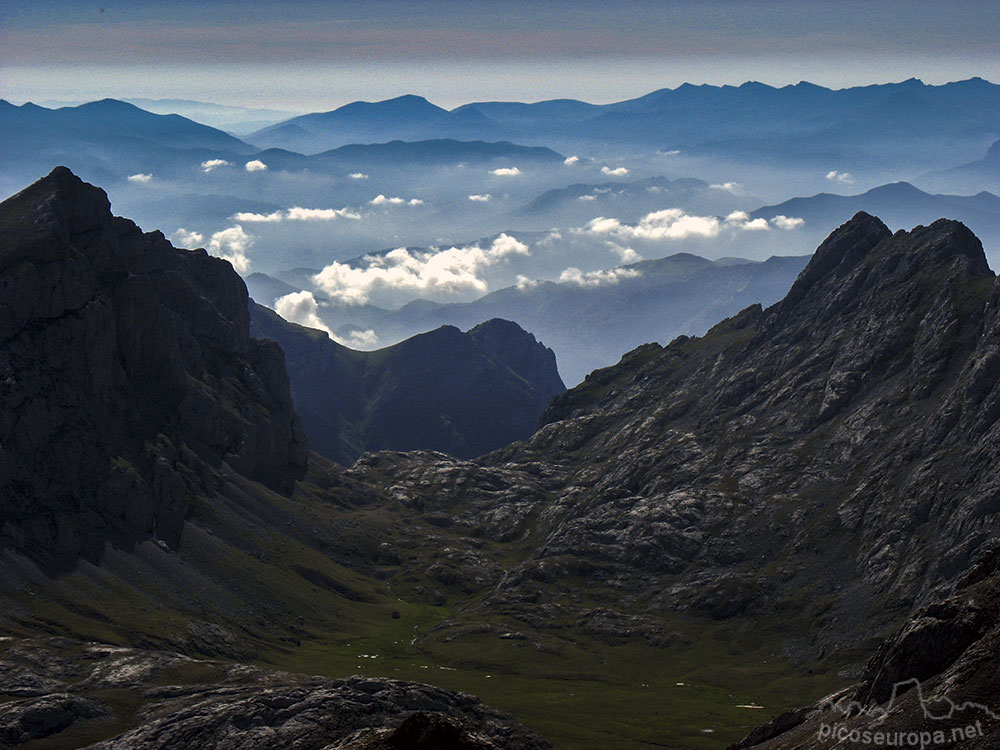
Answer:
731;550;1000;749
0;638;552;750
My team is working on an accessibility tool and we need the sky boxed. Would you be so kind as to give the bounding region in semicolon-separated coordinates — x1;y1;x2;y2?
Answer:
2;0;998;111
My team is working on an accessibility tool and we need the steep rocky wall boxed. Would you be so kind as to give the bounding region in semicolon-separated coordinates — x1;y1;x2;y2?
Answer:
0;167;307;572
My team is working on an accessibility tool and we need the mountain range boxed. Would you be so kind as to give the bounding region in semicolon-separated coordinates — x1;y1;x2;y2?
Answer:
246;79;1000;175
251;252;809;386
3;169;999;747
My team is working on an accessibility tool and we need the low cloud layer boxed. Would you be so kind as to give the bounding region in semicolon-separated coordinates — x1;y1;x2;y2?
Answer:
173;225;254;273
273;291;381;348
201;159;231;172
245;159;268;172
709;181;741;192
559;266;642;287
601;166;629;176
826;170;855;185
490;167;521;176
468;193;492;202
769;214;805;229
349;172;368;179
370;194;424;206
233;206;361;222
564;156;580;165
583;207;803;242
311;233;530;305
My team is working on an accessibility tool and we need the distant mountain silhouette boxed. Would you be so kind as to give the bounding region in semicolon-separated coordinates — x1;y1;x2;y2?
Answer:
752;182;1000;265
250;305;565;464
248;80;1000;171
0;99;256;194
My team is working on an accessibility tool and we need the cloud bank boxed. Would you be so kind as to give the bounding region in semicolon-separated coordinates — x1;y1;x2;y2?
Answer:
201;159;231;172
490;167;521;176
826;170;855;185
245;160;268;172
559;266;642;287
127;173;152;183
370;194;424;206
233;206;361;222
582;208;804;242
311;233;530;305
601;166;629;176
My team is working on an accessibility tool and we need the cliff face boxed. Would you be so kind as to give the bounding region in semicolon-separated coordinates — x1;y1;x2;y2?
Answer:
0;167;307;572
249;305;565;464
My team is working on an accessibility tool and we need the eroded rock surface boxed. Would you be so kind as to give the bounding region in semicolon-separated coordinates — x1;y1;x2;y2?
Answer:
0;638;551;750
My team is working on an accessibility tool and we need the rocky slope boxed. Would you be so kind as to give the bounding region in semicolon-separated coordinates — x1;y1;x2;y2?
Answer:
250;305;565;464
0;637;550;750
733;549;1000;749
351;211;1000;661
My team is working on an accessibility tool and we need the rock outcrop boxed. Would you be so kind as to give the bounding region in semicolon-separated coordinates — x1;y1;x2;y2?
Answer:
250;305;564;464
0;167;307;572
0;638;551;750
732;549;1000;749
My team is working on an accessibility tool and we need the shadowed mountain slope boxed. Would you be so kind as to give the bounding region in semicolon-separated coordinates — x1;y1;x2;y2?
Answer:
250;305;565;464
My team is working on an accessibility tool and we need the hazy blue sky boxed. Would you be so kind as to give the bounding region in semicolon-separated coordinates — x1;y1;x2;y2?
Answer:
2;0;998;110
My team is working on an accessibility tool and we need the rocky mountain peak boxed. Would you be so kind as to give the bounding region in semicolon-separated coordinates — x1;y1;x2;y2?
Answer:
0;168;307;572
776;211;891;311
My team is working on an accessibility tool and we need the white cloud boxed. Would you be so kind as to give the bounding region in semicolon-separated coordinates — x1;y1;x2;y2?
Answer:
201;159;231;173
490;167;521;176
582;207;805;243
826;170;855;185
468;193;492;202
206;225;253;273
516;274;539;291
601;166;629;177
287;206;362;220
724;210;769;231
171;228;204;247
233;207;360;222
370;194;424;206
770;215;805;230
658;149;682;156
349;172;368;179
586;210;721;241
578;194;596;201
337;328;379;348
245;159;268;172
609;244;642;263
274;291;333;336
564;155;580;165
559;267;641;287
127;173;152;183
311;233;530;305
709;181;741;192
233;210;284;223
